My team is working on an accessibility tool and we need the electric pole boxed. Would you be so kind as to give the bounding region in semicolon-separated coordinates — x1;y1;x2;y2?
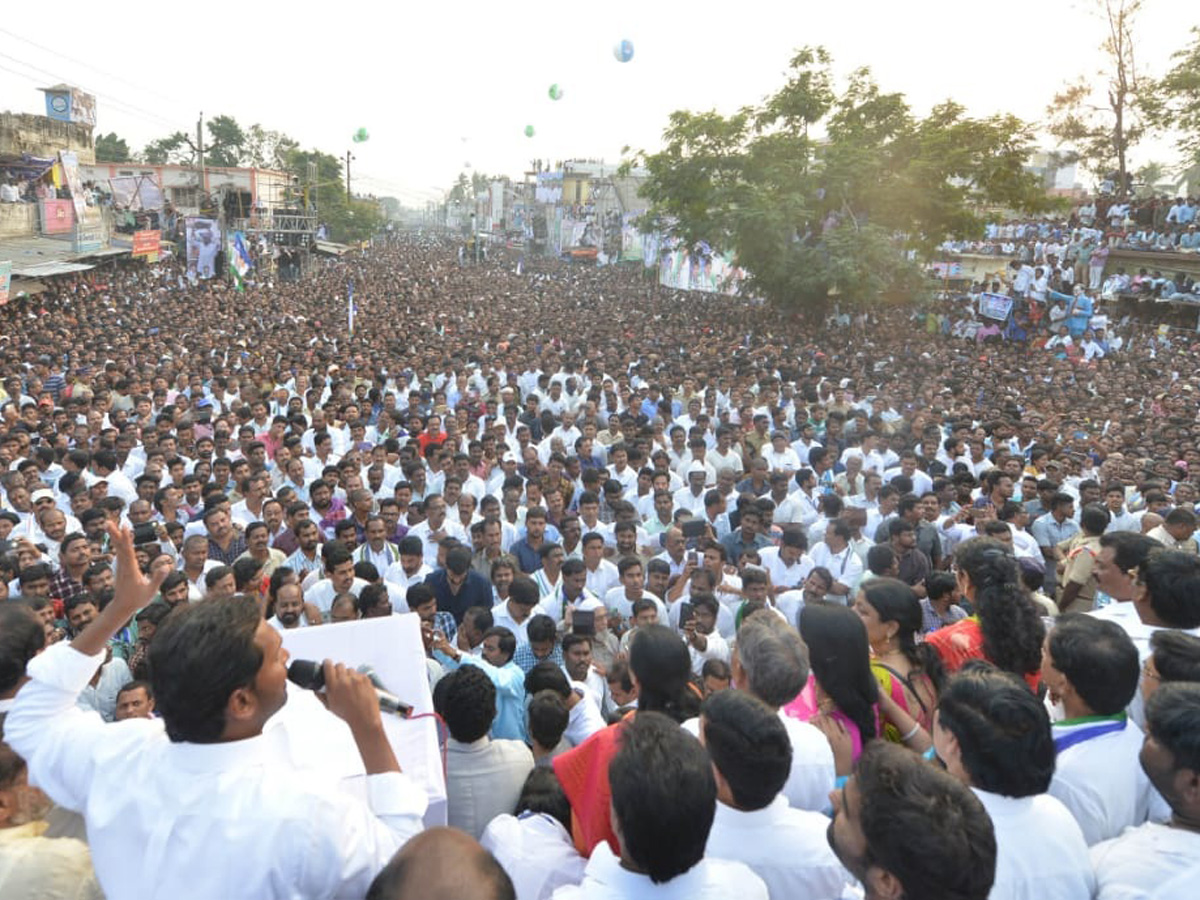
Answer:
196;112;205;199
346;150;352;203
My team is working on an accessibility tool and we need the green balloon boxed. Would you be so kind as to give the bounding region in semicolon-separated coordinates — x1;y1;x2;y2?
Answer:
548;84;563;101
524;125;535;138
353;127;369;143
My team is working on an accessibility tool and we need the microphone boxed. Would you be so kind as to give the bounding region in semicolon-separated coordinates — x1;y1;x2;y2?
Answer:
287;659;413;718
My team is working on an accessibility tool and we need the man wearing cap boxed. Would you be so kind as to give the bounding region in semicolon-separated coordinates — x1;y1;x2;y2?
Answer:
16;489;81;544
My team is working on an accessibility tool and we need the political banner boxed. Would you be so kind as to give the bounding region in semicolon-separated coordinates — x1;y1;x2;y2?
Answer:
40;199;75;234
979;292;1014;321
620;213;644;261
58;151;87;221
110;175;164;211
535;172;563;204
186;217;220;279
658;243;747;295
132;230;160;262
0;261;11;305
931;261;963;278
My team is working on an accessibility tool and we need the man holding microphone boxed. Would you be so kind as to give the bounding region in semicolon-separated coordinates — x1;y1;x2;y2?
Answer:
5;524;426;899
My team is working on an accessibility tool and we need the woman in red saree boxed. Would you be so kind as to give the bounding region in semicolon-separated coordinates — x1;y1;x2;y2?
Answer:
925;537;1046;691
552;624;701;856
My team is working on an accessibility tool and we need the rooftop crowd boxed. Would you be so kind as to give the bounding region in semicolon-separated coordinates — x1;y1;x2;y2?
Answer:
0;232;1198;899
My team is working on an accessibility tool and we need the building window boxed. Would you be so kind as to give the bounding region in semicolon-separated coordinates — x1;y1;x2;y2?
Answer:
171;186;199;207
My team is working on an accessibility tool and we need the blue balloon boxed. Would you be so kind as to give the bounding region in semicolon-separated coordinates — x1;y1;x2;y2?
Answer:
613;39;634;63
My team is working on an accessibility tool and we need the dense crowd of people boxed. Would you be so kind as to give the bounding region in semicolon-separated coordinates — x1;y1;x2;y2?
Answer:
1;231;1199;899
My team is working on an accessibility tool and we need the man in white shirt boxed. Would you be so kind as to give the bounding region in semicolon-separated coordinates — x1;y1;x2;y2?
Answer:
702;690;847;900
934;665;1095;900
758;528;814;595
5;525;427;900
730;614;835;813
581;533;619;599
553;713;768;900
1090;682;1200;900
1041;614;1154;844
808;520;863;604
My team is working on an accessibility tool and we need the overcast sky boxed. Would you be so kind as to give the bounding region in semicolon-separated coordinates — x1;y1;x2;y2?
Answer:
0;1;1191;206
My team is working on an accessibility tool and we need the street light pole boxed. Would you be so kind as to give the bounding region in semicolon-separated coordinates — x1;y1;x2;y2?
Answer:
345;151;353;204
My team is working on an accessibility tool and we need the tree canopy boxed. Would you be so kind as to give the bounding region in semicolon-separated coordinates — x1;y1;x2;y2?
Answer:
95;132;131;163
628;47;1053;314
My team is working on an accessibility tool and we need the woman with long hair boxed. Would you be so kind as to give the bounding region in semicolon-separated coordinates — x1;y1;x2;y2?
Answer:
783;604;880;762
926;537;1046;689
553;624;700;856
853;578;944;745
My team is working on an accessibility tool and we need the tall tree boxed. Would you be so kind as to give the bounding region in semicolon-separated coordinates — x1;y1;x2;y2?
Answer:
629;47;1051;315
95;132;131;163
244;124;299;171
1046;0;1148;194
142;115;248;168
1149;26;1200;167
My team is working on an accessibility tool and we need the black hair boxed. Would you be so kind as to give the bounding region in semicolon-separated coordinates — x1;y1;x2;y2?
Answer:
1139;550;1200;629
524;661;570;699
436;665;496;743
629;625;701;723
1079;503;1110;535
1145;682;1200;775
609;711;716;883
149;597;264;743
1048;614;1139;714
526;613;557;645
954;538;1045;678
799;604;878;741
936;663;1055;797
860;578;946;691
1150;629;1200;684
514;766;572;832
851;742;997;900
482;626;516;662
0;604;45;695
405;582;434;611
925;570;957;603
526;690;569;753
866;544;895;576
701;690;791;810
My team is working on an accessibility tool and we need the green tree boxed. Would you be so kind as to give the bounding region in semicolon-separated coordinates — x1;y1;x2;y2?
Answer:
282;148;380;242
95;132;131;162
244;124;298;171
1149;26;1200;166
142;115;248;168
1045;0;1149;194
629;47;1051;315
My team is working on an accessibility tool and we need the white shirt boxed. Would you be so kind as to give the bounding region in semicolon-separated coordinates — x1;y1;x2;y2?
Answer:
972;788;1096;900
706;796;847;900
304;577;370;616
808;542;863;602
1090;821;1200;900
5;642;428;900
564;685;608;747
553;842;768;900
482;812;587;900
777;713;837;813
1049;717;1153;845
757;547;814;592
407;518;469;567
584;559;620;599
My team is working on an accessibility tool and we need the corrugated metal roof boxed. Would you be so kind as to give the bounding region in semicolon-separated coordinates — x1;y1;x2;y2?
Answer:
9;260;94;276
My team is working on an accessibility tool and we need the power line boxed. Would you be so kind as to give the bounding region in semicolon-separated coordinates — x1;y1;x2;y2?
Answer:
0;27;178;106
0;51;181;131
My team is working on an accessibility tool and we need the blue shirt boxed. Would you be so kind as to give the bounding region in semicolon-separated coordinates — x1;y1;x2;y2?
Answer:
425;569;493;625
514;642;563;674
1030;513;1080;550
441;654;527;742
